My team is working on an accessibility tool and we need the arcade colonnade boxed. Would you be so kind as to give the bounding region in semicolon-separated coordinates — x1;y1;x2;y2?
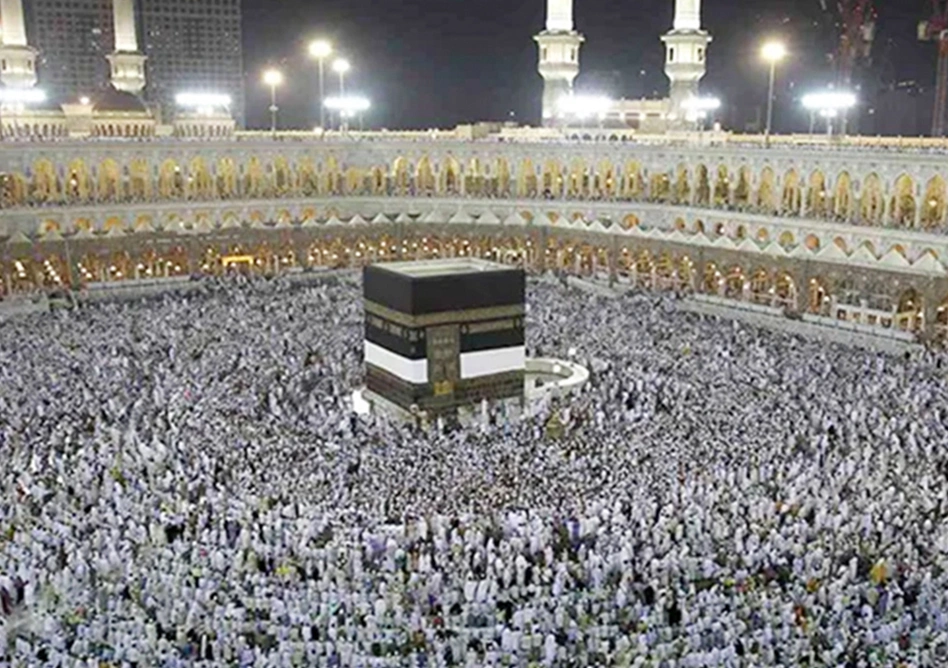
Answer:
1;140;948;340
3;143;948;233
2;212;946;342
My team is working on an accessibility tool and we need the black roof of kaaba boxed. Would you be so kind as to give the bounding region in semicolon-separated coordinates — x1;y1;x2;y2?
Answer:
364;260;525;315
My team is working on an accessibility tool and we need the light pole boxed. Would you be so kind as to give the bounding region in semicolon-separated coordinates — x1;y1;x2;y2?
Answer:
761;41;787;145
263;68;284;137
308;40;332;131
802;91;857;138
332;59;351;130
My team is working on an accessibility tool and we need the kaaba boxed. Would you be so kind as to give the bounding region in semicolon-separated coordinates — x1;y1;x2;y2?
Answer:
363;259;526;418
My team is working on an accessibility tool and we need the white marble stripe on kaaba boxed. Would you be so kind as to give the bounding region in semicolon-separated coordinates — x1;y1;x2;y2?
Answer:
364;341;429;384
459;346;526;379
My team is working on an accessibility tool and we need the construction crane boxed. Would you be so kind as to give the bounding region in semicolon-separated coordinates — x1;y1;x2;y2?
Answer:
818;0;876;85
920;0;948;136
835;0;876;86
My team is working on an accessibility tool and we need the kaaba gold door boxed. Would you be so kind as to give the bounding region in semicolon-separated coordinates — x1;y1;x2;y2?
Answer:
427;325;460;396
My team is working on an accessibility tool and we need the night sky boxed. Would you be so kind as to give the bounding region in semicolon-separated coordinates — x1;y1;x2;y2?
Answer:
242;0;933;133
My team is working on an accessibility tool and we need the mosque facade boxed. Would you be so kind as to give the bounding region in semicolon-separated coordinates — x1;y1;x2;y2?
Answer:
0;0;234;139
0;0;946;345
0;134;947;343
537;0;710;130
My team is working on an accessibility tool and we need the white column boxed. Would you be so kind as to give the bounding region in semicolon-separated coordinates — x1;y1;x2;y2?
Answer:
113;0;139;53
673;0;702;31
0;0;28;47
546;0;573;32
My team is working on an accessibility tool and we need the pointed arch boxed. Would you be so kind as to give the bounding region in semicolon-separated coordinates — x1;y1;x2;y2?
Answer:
712;165;730;207
66;158;92;202
806;170;828;218
31;158;61;204
781;169;801;215
694;164;710;206
96;158;123;202
623;161;644;199
859;172;884;225
921;175;947;230
733;166;752;209
673;164;691;205
890;174;916;227
158;159;183;199
833;171;853;221
416;155;435;193
757;166;776;213
188;156;214;199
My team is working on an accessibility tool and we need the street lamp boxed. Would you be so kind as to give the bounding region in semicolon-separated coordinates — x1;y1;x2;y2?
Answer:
0;88;47;140
324;95;371;132
802;91;857;136
683;96;721;135
761;41;787;143
308;39;333;131
332;58;351;96
262;68;284;136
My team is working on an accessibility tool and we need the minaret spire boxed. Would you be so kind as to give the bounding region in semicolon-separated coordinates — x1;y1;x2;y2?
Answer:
534;0;584;126
0;0;37;88
107;0;147;94
662;0;712;126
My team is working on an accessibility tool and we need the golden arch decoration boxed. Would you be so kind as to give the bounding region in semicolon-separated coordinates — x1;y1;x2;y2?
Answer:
921;175;947;230
31;159;61;204
782;169;801;215
158;159;183;199
733;167;751;209
694;164;710;207
859;173;884;225
891;174;916;227
673;164;691;205
623;161;644;199
97;158;123;202
833;172;853;221
416;156;435;193
67;159;92;202
758;167;776;213
188;157;214;199
807;170;828;218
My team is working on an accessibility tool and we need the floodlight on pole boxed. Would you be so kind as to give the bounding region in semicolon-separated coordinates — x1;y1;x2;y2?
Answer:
761;40;787;143
558;95;613;124
683;96;721;131
802;91;856;136
325;95;370;131
262;68;284;136
308;40;333;132
0;89;47;104
0;88;47;141
332;58;351;95
175;92;232;108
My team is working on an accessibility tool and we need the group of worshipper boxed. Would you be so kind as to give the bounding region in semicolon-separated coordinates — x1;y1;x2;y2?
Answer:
0;271;947;666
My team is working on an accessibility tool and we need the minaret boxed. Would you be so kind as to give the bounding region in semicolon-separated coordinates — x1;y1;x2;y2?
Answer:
534;0;584;126
661;0;711;125
107;0;147;94
0;0;37;88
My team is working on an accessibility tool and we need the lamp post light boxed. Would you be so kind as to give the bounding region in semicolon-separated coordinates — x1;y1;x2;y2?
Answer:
324;95;370;134
308;39;332;131
682;96;721;136
802;91;857;137
761;41;787;144
0;88;47;141
332;58;351;96
262;69;284;137
331;59;351;131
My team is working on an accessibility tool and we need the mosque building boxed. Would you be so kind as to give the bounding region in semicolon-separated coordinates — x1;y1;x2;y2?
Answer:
536;0;712;131
0;0;234;138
